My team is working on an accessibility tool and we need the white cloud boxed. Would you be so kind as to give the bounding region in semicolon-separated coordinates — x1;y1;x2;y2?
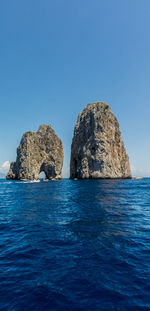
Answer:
62;166;70;178
131;163;150;177
0;161;10;176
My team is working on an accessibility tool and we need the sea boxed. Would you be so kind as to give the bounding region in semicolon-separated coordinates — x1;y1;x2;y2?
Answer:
0;178;150;311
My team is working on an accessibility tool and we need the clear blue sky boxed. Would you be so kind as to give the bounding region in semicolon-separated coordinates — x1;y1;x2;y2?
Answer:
0;0;150;177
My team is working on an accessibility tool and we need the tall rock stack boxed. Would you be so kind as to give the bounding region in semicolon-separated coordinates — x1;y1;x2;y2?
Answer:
70;102;131;179
7;125;63;180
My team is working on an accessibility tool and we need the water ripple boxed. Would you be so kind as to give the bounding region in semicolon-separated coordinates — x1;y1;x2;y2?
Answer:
0;178;150;310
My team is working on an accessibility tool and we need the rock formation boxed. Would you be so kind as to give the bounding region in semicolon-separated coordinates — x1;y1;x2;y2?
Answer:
7;125;63;180
70;102;131;179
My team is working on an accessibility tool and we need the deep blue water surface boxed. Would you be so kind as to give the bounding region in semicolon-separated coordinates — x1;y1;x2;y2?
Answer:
0;178;150;311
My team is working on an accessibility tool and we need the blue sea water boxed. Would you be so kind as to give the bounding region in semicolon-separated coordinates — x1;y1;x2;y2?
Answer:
0;178;150;311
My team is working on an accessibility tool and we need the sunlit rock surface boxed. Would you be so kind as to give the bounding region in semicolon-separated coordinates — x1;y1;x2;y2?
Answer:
70;102;131;179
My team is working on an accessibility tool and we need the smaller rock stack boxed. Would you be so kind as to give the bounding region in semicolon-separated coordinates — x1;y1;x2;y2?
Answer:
7;125;63;180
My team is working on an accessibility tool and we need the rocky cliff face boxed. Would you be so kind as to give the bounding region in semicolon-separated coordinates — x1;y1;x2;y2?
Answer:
70;102;131;179
7;125;63;180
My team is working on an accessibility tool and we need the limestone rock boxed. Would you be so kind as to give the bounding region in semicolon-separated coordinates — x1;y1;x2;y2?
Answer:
7;125;63;180
70;102;131;179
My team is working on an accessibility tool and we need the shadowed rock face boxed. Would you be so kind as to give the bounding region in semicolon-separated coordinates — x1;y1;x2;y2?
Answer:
70;102;131;179
7;125;63;180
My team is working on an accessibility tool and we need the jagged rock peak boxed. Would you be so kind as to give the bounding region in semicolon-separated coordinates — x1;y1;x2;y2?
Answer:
7;124;63;180
70;101;131;179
